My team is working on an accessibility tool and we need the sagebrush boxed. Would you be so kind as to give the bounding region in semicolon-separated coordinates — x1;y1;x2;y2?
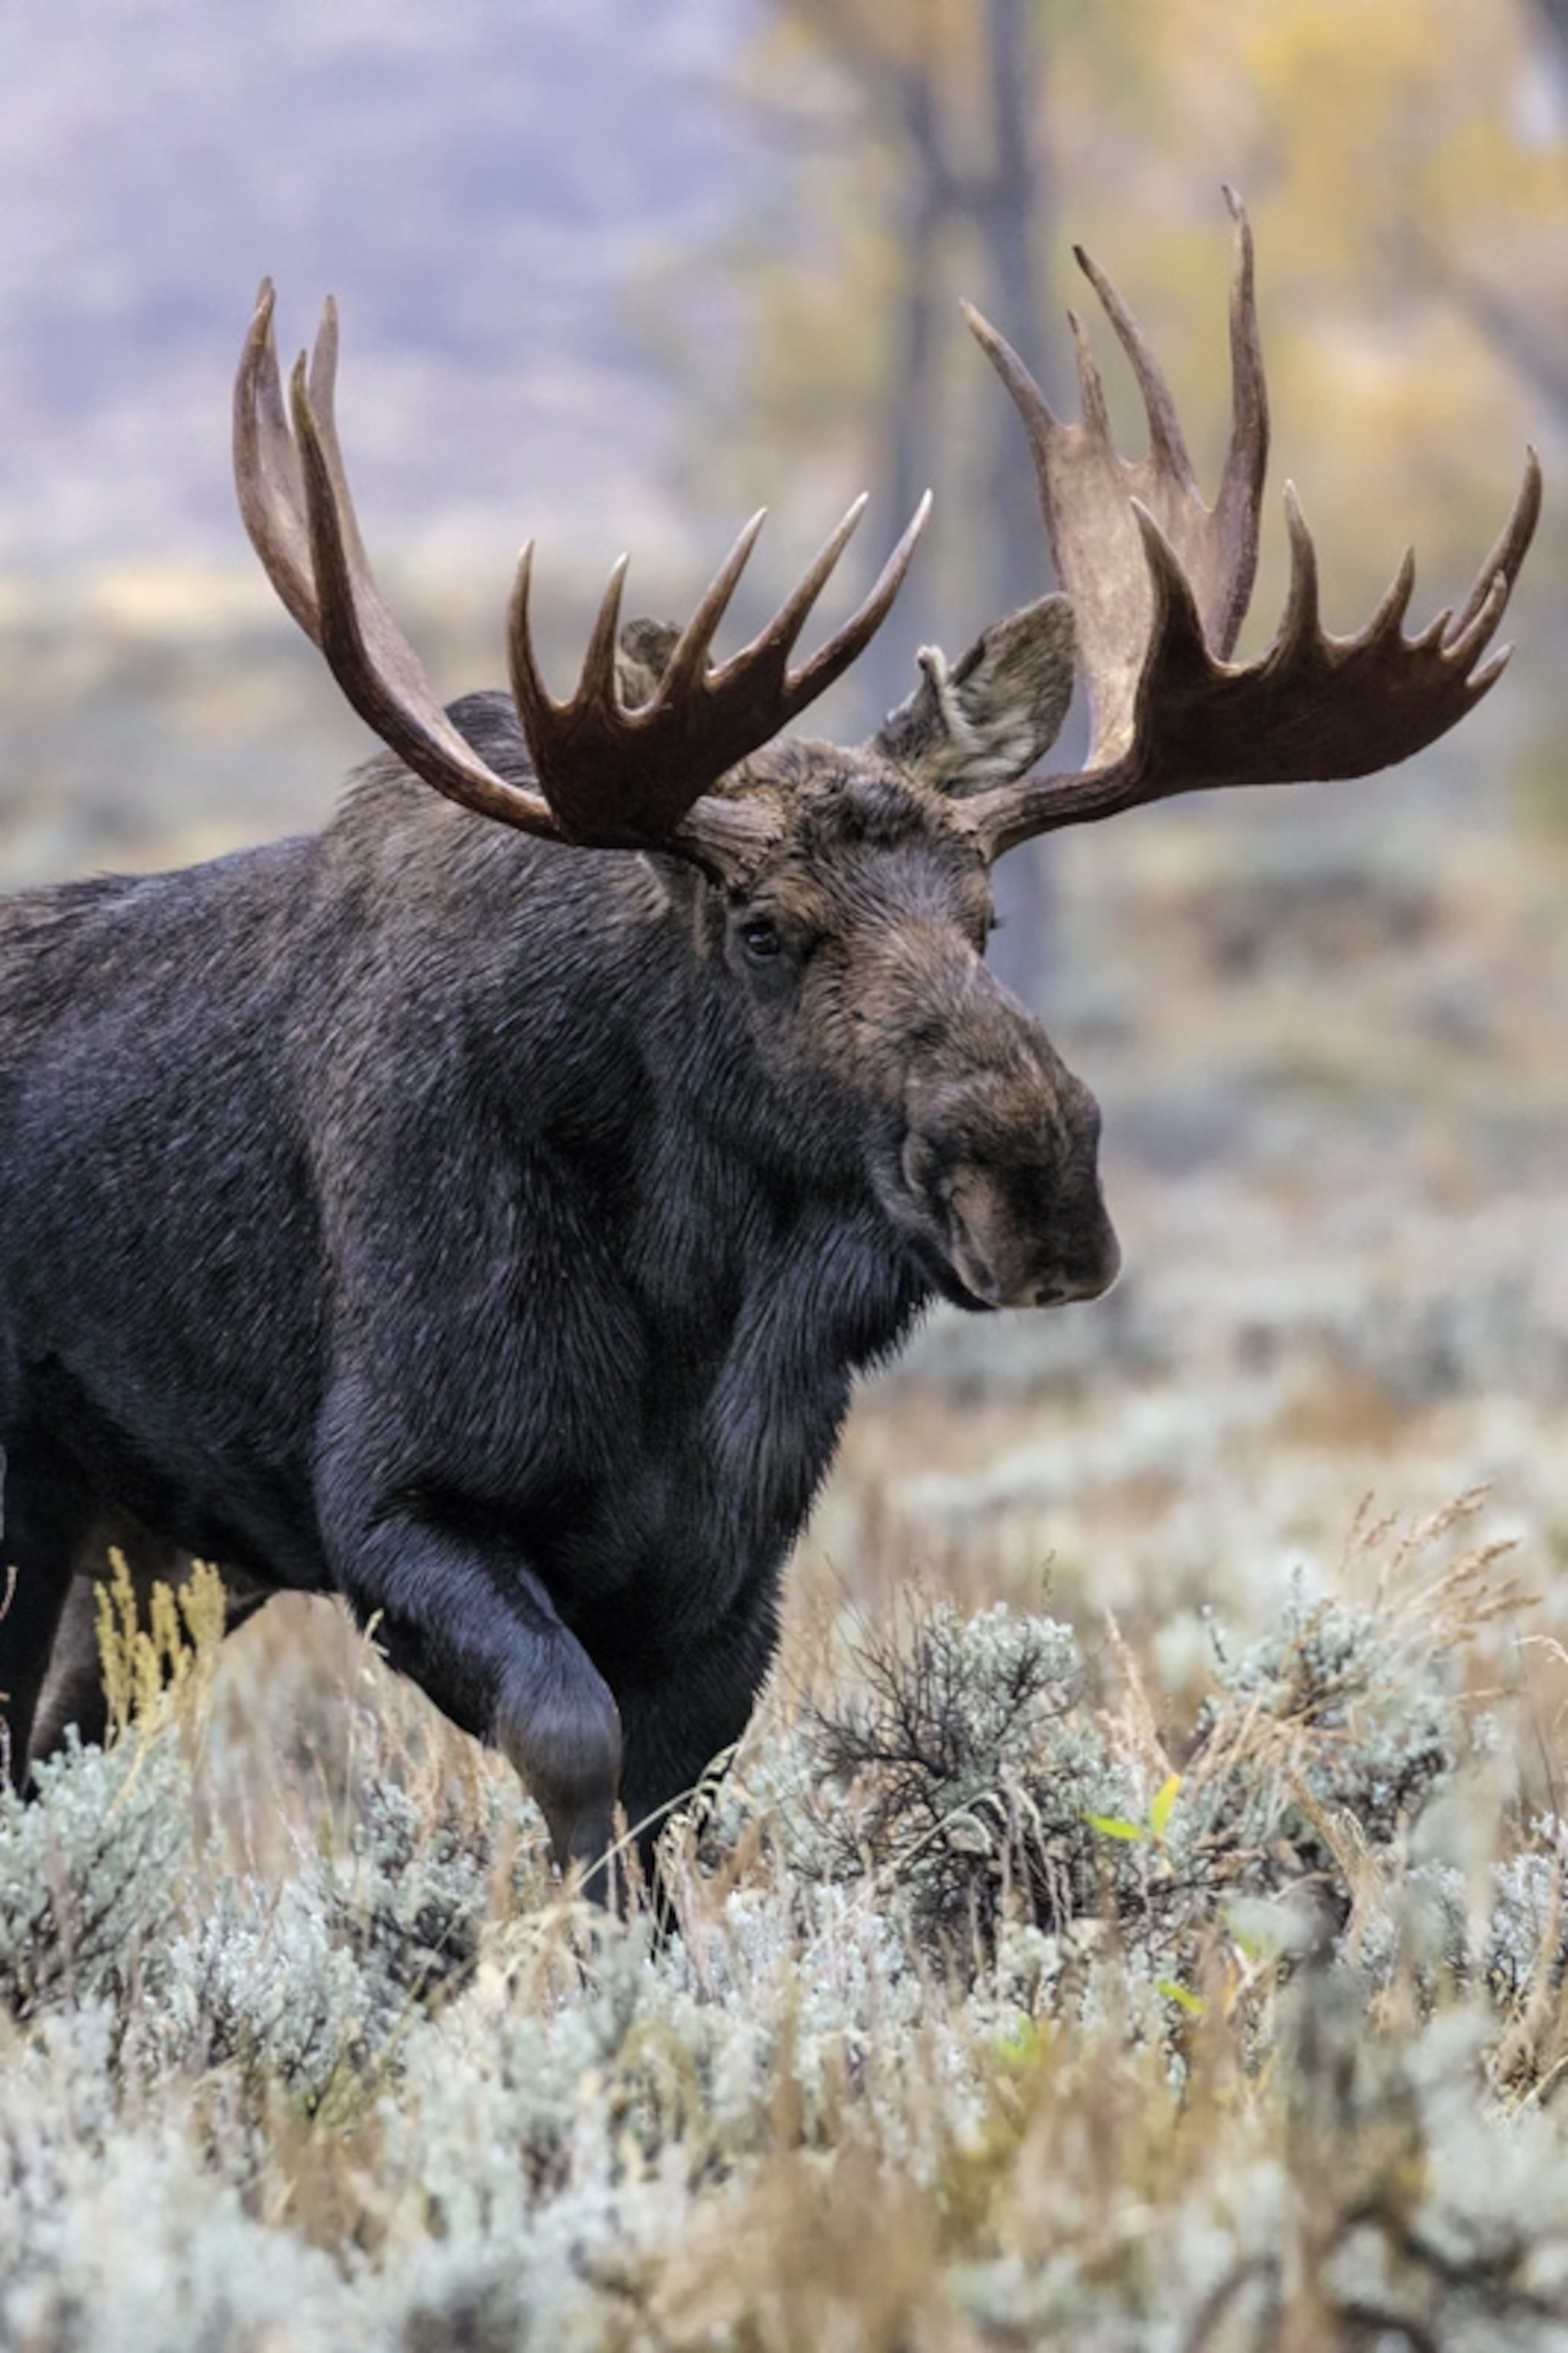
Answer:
3;1504;1566;2351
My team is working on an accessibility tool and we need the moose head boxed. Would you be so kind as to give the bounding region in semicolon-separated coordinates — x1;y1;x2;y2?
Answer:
233;194;1535;1349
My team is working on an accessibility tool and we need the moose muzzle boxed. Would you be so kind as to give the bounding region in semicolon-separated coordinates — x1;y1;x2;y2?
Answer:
940;1157;1120;1309
892;1021;1121;1314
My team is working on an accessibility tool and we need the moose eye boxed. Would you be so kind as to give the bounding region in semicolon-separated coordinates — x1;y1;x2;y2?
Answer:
741;918;783;961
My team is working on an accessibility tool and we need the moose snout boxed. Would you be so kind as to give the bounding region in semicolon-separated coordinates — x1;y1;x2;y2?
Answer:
898;1111;1121;1313
883;963;1121;1314
944;1161;1120;1310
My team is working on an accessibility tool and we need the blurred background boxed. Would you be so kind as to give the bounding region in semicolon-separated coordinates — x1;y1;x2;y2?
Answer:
2;0;1566;1662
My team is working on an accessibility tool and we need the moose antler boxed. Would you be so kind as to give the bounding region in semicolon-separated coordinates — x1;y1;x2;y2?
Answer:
957;191;1541;858
234;281;929;878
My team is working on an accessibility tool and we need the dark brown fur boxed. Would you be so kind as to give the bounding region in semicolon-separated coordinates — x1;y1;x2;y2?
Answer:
0;608;1116;1893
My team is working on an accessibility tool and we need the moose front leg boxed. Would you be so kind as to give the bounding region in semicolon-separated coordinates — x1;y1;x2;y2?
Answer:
489;1598;624;1890
318;1489;624;1890
609;1580;784;1880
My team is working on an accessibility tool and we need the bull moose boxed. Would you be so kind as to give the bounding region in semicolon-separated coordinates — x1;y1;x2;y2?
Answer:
0;198;1539;1896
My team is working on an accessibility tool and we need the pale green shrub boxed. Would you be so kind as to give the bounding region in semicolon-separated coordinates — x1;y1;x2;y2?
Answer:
2;1509;1566;2348
0;1733;191;2018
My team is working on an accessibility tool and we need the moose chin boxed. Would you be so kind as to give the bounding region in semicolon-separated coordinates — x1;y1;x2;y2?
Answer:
0;194;1537;1904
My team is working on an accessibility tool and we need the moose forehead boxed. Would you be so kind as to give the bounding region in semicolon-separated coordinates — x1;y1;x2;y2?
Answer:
729;738;993;934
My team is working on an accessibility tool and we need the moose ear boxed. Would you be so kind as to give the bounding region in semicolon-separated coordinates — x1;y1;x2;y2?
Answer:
873;594;1076;796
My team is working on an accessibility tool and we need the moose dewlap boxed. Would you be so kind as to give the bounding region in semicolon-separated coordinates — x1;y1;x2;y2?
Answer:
0;198;1537;1902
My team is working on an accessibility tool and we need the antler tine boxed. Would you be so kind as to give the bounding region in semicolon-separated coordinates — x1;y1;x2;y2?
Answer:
579;554;634;710
302;296;374;587
709;495;867;695
506;538;550;728
1357;536;1419;649
777;490;933;715
234;281;322;646
1276;483;1324;655
1066;311;1112;442
1444;567;1511;676
1072;243;1197;496
1210;187;1269;657
1449;443;1542;643
659;509;769;702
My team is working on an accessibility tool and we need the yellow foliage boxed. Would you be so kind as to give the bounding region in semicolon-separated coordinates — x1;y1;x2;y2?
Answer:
94;1551;226;1744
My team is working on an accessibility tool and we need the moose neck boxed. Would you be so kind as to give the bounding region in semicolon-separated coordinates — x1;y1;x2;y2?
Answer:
329;707;938;1389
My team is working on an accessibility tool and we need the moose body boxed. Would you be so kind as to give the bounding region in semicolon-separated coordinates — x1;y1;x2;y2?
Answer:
0;201;1537;1891
0;689;1115;1868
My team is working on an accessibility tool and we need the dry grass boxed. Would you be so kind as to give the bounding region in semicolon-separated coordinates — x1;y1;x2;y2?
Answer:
5;1493;1568;2351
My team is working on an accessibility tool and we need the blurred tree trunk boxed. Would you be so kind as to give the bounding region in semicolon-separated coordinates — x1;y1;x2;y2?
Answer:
966;0;1066;1008
972;0;1059;622
1407;0;1568;442
784;0;1066;1001
1529;0;1568;72
876;61;951;686
819;0;1061;711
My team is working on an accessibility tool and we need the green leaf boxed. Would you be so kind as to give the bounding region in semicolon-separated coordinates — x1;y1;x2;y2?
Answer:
1157;1978;1206;2018
995;2018;1046;2073
1085;1813;1147;1843
1149;1772;1183;1841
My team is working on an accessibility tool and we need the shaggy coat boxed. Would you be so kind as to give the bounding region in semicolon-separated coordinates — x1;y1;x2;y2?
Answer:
0;653;1116;1883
